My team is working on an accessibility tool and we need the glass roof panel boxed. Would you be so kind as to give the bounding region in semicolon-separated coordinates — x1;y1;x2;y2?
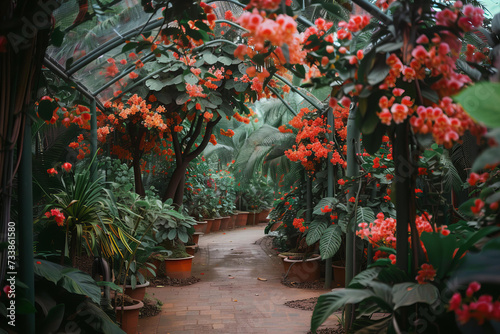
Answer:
45;0;162;104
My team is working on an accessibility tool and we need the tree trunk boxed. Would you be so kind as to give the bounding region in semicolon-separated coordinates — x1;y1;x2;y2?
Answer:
129;122;145;196
132;156;145;197
173;174;185;206
162;161;188;205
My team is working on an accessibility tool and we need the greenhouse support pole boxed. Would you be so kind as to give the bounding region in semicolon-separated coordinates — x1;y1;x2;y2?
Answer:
324;108;335;289
306;173;312;222
90;98;98;182
18;115;35;334
345;99;360;331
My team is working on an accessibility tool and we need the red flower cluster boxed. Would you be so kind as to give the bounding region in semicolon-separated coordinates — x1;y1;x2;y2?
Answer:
468;172;489;186
284;108;334;170
449;281;500;325
357;212;434;250
415;263;436;284
293;218;306;233
44;208;66;227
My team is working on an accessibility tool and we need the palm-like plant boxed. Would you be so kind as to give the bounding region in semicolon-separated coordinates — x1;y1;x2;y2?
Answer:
41;167;135;266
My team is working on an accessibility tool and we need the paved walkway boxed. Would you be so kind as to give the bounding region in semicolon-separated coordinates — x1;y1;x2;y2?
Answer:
137;224;340;333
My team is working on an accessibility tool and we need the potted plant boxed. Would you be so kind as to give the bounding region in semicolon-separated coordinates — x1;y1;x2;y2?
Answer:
36;166;130;267
111;181;176;300
114;293;144;334
154;210;197;279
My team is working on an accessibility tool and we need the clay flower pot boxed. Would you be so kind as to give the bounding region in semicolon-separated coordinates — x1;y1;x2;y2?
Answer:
258;208;272;223
186;245;196;256
332;261;346;287
191;232;203;245
204;219;214;234
115;298;144;334
270;221;281;231
246;212;258;225
220;216;231;230
138;259;161;279
229;214;237;229
193;221;207;233
124;281;150;301
236;211;249;227
281;254;322;282
164;255;194;279
211;217;221;232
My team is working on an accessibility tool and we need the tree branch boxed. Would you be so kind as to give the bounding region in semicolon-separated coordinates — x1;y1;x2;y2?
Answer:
181;113;198;149
184;113;205;155
171;127;183;166
186;115;221;161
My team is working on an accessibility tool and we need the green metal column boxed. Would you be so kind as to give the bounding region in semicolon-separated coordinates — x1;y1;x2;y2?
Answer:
306;173;312;222
345;100;360;330
324;108;335;289
18;115;35;334
90;99;98;182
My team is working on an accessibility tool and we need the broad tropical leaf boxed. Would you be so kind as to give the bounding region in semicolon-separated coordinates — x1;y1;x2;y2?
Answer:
311;289;374;332
392;282;439;309
306;220;327;246
319;225;342;259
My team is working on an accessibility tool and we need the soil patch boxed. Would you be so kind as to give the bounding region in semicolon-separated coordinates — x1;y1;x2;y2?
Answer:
139;298;161;318
284;297;318;311
149;276;200;287
281;277;328;290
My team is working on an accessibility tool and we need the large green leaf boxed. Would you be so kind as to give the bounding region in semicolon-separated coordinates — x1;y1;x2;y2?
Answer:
454;82;500;127
34;260;101;304
448;249;500;291
472;146;500;171
34;259;64;284
319;225;342;259
420;232;459;279
78;299;126;334
40;304;65;334
357;207;375;225
60;268;101;304
311;289;374;332
348;267;382;288
450;225;500;270
392;282;439;309
306;220;327;246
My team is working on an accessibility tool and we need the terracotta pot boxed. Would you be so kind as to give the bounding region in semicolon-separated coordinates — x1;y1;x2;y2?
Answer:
332;261;346;288
193;221;207;233
246;212;258;225
138;259;161;279
115;299;144;334
204;219;214;234
270;221;281;231
124;281;150;301
229;214;237;229
236;211;249;227
191;232;203;245
258;208;272;223
164;255;194;279
220;216;231;230
186;245;196;256
282;254;322;282
211;218;221;232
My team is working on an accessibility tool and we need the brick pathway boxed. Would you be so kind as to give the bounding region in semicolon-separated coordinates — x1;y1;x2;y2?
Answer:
137;224;340;333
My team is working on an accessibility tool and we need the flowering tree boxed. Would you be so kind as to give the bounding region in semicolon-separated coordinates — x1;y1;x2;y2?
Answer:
227;0;500;331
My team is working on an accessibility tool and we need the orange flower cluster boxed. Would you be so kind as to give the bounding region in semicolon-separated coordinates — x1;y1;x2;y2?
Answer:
233;112;250;124
284;108;334;171
220;128;235;137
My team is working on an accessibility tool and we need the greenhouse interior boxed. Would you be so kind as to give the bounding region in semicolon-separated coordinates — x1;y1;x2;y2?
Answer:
1;0;500;333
